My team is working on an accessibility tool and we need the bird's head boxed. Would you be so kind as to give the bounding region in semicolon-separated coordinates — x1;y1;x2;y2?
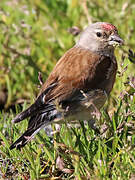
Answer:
77;22;124;55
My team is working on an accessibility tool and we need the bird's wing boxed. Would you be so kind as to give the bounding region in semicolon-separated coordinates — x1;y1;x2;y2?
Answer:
12;83;57;123
12;46;114;124
40;46;114;103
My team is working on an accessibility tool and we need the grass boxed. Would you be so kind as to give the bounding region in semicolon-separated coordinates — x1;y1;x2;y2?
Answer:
0;0;135;179
1;91;135;179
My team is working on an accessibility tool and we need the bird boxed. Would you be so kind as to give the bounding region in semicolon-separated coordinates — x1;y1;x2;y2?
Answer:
10;22;124;150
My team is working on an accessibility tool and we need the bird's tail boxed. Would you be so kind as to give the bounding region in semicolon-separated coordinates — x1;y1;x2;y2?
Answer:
10;83;59;150
10;111;55;150
10;104;61;150
10;124;41;150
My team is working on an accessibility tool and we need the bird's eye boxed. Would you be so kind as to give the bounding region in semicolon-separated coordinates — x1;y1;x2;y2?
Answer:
96;32;102;37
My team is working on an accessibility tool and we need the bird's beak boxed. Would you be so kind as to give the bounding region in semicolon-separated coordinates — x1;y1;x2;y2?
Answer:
108;34;124;47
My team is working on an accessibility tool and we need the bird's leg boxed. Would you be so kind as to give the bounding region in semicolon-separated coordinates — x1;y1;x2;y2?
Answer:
90;102;101;120
80;90;101;120
80;90;101;134
89;102;101;134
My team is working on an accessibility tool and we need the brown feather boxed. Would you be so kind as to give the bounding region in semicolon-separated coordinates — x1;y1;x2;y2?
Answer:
39;46;117;103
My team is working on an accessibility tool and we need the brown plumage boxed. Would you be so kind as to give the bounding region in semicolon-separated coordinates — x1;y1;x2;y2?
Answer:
10;22;123;150
41;47;117;101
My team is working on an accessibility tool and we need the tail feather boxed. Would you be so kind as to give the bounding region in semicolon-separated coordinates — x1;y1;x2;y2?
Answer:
10;126;40;150
10;130;33;150
10;107;61;150
10;115;48;150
